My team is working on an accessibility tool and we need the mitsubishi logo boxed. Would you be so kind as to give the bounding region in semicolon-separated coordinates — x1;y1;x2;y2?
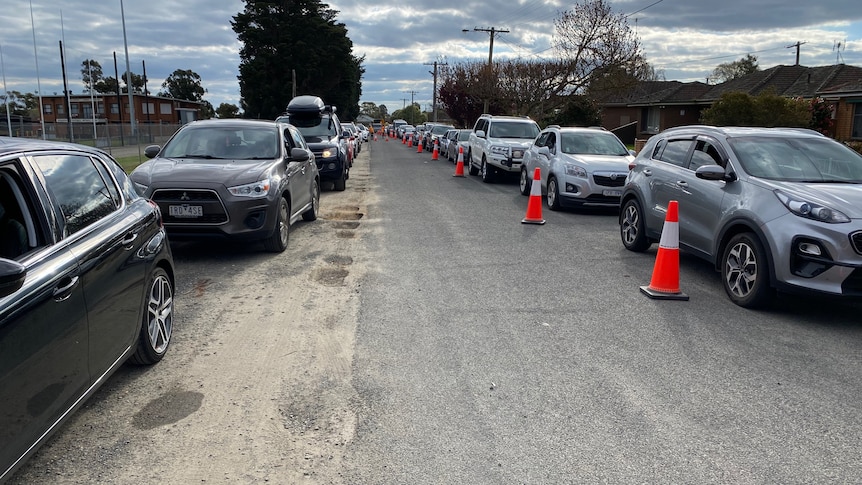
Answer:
180;192;191;201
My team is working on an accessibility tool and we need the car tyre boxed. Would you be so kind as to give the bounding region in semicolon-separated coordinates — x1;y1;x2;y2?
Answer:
519;167;530;196
620;198;651;252
334;166;347;191
302;179;320;222
722;233;773;308
264;196;290;252
547;176;561;211
129;267;173;365
481;158;494;183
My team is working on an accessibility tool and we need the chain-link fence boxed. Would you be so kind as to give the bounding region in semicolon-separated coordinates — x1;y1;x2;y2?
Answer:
1;121;181;149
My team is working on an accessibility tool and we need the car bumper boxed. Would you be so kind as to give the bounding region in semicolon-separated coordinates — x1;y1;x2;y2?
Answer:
763;213;862;296
315;156;346;181
489;154;523;172
557;171;628;207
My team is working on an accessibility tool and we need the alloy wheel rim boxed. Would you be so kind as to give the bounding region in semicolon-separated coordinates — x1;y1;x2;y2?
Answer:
725;242;757;297
312;182;320;214
622;205;638;244
279;199;289;245
520;170;527;192
147;274;173;354
548;180;556;206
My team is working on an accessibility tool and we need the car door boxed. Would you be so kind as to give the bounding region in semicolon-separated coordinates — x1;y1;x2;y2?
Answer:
0;159;90;477
674;136;729;257
283;125;313;217
30;153;147;376
524;132;548;178
646;137;694;231
540;132;557;189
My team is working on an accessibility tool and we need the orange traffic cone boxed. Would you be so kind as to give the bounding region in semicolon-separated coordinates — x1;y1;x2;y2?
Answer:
408;134;413;147
453;145;465;177
402;134;406;144
417;137;423;153
521;167;545;225
431;139;439;160
640;200;689;300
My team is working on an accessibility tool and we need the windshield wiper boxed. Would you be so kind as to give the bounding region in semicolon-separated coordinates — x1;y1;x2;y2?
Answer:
797;179;860;184
176;154;222;159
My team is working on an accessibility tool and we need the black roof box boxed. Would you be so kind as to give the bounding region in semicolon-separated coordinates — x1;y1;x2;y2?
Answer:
286;95;336;115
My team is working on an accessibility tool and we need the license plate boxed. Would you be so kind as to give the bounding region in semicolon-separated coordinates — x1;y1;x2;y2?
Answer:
169;205;203;217
602;189;622;197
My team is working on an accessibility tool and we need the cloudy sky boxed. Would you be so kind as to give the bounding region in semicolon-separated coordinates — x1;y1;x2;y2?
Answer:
2;0;861;116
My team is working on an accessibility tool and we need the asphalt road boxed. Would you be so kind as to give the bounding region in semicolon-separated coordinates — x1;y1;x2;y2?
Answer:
9;135;862;483
343;137;862;483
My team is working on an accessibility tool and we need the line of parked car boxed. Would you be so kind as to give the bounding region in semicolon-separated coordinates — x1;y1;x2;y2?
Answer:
398;114;862;309
0;94;366;480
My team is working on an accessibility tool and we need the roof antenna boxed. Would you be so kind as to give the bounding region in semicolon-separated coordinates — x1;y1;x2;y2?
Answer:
833;40;846;64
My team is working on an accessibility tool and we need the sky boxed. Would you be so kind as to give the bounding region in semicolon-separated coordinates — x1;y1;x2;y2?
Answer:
1;0;861;117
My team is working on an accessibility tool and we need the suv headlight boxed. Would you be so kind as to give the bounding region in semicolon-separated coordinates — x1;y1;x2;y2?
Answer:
491;145;510;156
774;190;850;223
564;163;587;178
321;148;337;158
229;178;272;198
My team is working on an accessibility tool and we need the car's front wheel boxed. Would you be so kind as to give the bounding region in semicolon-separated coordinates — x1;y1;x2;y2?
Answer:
264;196;290;252
519;167;530;196
130;267;173;365
620;198;650;252
467;151;479;176
547;176;561;211
722;233;773;308
334;166;347;191
481;158;494;183
302;179;320;222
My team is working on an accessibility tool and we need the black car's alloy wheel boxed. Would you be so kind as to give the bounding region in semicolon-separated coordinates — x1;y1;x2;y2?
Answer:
130;267;173;365
303;180;320;222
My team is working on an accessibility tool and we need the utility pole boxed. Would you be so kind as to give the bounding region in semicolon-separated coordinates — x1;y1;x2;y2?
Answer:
786;41;807;66
423;61;447;122
463;26;509;113
403;90;418;125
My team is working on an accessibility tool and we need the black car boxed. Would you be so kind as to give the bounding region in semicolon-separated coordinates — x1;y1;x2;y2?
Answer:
276;95;350;191
0;137;175;481
131;119;320;252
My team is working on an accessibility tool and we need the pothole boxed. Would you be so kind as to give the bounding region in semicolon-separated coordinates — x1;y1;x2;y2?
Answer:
312;267;349;286
327;211;364;220
336;231;355;239
324;255;353;265
332;221;360;230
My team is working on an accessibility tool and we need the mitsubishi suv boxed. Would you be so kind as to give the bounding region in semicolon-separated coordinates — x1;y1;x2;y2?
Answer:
620;125;862;308
467;114;540;182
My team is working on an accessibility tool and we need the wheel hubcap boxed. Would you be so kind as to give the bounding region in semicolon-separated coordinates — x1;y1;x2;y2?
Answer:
278;199;289;244
312;183;320;214
548;180;556;206
622;205;638;244
726;242;757;297
520;170;527;191
147;274;173;354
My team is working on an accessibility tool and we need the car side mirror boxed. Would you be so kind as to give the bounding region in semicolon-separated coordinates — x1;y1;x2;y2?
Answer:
538;146;551;157
289;147;311;162
0;259;27;298
695;164;735;182
476;130;486;138
144;145;161;159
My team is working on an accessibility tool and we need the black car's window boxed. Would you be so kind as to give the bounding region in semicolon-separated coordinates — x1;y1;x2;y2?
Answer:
284;125;307;150
0;165;39;259
92;157;122;203
32;154;119;236
689;140;724;171
289;116;339;138
657;139;693;167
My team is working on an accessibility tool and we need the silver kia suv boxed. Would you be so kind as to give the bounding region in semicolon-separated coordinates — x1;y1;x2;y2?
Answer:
620;125;862;308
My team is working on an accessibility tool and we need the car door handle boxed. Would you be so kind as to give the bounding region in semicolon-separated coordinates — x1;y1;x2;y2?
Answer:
678;181;689;187
643;169;653;176
53;276;80;301
122;232;138;250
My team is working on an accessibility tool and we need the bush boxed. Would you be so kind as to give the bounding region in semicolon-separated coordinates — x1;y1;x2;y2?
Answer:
701;89;809;127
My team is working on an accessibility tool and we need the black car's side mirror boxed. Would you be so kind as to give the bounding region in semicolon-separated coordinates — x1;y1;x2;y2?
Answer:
0;259;26;298
289;147;311;162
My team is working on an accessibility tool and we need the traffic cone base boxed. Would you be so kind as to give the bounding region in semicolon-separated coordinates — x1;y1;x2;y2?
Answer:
640;200;688;300
522;167;545;225
453;146;465;177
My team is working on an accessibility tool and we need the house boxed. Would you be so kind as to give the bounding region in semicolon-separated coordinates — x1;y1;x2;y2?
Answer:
601;64;862;144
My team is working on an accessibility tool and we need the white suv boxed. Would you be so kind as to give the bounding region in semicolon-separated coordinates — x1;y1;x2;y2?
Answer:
467;114;540;182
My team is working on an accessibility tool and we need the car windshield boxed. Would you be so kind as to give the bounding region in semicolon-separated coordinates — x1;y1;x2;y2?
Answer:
432;125;454;135
728;136;862;182
458;130;471;141
560;132;629;156
288;116;339;138
488;121;540;139
162;126;279;160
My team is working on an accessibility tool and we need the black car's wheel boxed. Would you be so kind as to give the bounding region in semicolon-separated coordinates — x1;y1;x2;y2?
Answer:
130;267;173;365
519;167;530;196
481;157;494;183
264;196;290;252
334;166;347;191
620;198;650;252
547;176;561;211
722;232;773;308
467;151;479;176
302;179;320;222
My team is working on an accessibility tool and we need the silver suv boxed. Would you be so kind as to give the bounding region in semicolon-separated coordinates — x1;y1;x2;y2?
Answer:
620;125;862;308
467;114;540;182
520;125;634;209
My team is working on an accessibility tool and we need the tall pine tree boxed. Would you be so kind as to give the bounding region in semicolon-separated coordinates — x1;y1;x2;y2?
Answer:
232;0;364;120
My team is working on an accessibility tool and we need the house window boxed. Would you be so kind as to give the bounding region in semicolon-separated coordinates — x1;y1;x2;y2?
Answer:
645;108;660;134
43;104;52;114
83;105;93;118
160;103;172;114
97;101;105;114
111;103;119;114
70;104;79;116
853;104;862;139
56;104;64;115
142;102;155;114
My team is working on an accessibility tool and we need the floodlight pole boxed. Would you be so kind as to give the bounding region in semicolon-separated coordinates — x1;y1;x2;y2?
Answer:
121;0;136;138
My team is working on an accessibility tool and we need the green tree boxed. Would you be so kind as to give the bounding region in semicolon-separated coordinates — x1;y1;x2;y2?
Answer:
701;90;809;127
160;69;207;101
390;103;425;126
711;54;759;84
216;102;242;118
232;0;365;120
80;59;104;92
545;95;601;127
360;101;380;119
